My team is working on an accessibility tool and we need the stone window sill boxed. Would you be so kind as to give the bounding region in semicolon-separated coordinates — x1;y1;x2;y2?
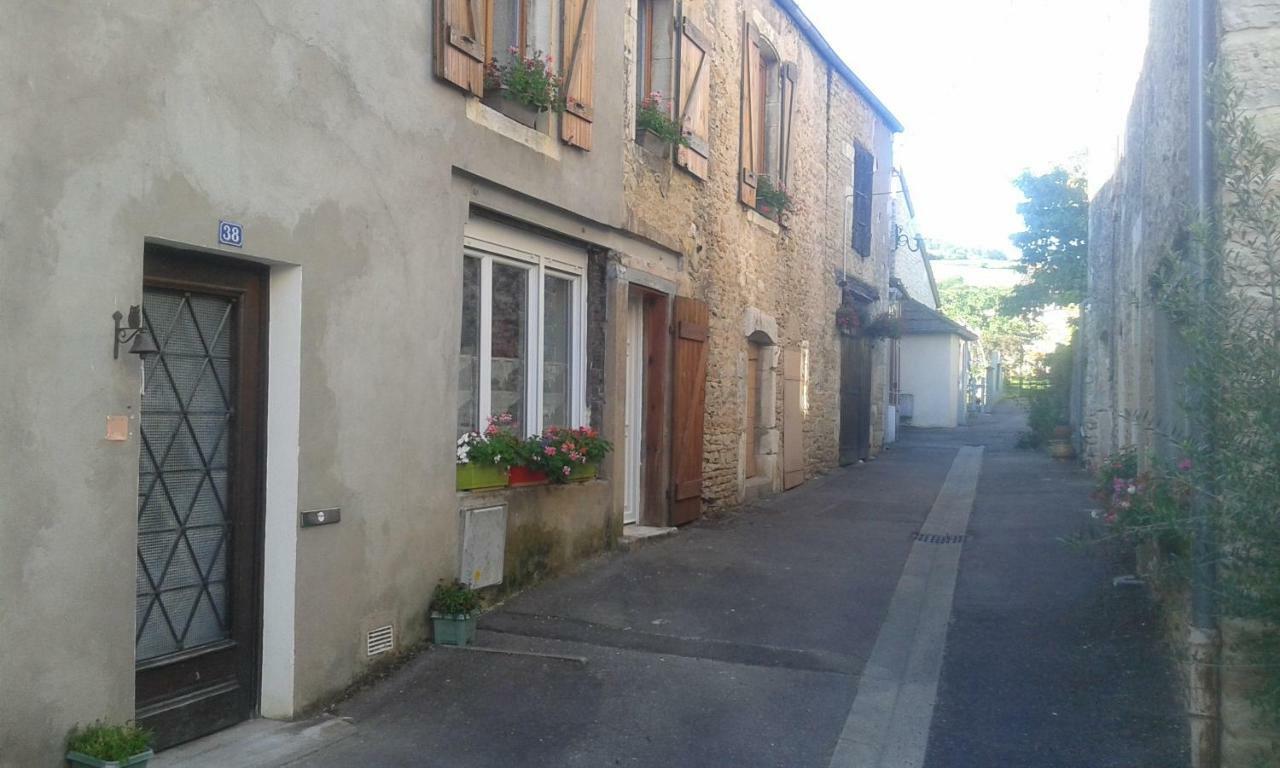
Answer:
466;98;561;160
745;206;781;235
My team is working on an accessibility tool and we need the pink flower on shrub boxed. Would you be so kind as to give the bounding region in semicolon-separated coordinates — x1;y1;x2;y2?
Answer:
1178;458;1193;472
544;446;557;456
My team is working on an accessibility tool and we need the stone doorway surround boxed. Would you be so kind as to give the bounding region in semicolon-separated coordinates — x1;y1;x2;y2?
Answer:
742;307;780;502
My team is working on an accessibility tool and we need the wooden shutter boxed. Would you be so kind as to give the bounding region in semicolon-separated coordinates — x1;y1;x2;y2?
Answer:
783;347;804;490
561;0;596;150
675;17;711;180
434;0;487;96
670;296;709;526
779;62;798;188
739;19;761;207
853;144;874;256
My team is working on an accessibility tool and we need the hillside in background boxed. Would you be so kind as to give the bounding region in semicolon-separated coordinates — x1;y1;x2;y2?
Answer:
924;239;1014;261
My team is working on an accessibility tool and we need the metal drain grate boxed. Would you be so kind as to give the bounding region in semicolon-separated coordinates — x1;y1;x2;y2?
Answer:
913;532;967;545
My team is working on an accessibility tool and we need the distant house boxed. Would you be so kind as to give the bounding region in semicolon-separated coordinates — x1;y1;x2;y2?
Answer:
898;299;978;428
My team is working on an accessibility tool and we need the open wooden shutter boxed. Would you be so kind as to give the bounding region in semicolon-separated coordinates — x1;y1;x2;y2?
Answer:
739;19;761;207
779;62;798;188
670;296;708;526
853;144;874;255
434;0;487;96
783;347;804;490
561;0;596;150
675;17;711;180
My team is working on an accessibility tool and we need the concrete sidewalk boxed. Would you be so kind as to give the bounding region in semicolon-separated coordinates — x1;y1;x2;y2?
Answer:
155;402;1185;767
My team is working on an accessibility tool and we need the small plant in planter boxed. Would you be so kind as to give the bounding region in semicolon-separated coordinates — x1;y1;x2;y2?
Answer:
483;48;564;128
456;413;522;491
522;425;613;483
430;580;482;646
635;91;689;152
66;722;154;768
835;305;864;337
861;311;903;340
755;175;793;220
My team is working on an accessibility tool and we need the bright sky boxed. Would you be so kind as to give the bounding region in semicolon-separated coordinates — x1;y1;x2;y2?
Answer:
798;0;1149;259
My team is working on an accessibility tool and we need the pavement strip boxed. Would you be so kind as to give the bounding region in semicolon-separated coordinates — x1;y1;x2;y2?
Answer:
828;445;984;768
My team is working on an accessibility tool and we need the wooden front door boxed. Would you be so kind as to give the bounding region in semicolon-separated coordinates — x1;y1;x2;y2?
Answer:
670;296;708;526
135;245;267;749
840;333;873;464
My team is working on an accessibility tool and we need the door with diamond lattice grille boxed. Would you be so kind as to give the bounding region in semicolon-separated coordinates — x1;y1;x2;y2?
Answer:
135;246;267;749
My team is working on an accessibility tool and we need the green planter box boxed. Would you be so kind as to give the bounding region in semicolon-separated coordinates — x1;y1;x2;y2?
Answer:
431;612;477;646
67;750;154;768
456;463;508;492
567;463;599;483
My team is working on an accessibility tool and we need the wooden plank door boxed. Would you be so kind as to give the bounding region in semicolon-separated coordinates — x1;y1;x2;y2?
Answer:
135;245;268;749
840;334;873;463
783;347;804;490
670;296;708;526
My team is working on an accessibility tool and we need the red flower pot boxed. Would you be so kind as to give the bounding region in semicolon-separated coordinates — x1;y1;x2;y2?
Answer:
508;466;550;487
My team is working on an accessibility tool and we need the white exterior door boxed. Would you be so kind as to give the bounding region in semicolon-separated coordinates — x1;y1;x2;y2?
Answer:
623;297;645;525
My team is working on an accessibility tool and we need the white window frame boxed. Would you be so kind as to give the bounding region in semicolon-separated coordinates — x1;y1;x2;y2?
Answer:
463;218;588;436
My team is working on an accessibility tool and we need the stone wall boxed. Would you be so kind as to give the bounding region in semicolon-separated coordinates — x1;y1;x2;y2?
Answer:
622;0;895;508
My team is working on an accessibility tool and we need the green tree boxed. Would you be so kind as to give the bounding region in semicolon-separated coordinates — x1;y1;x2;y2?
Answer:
1005;167;1088;315
937;278;1044;370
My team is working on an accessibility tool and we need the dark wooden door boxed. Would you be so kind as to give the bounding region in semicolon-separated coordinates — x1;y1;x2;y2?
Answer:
840;334;873;464
135;245;267;749
670;296;708;526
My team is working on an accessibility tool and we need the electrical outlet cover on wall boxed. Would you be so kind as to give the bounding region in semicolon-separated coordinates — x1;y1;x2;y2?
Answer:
459;505;507;588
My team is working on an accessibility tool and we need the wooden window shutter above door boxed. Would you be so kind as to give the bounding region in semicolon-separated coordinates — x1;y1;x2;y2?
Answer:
434;0;487;96
675;17;711;180
561;0;596;150
779;62;798;188
670;296;709;526
739;19;761;207
783;347;804;490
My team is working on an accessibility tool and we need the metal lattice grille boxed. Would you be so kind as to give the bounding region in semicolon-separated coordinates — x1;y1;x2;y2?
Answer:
136;289;235;662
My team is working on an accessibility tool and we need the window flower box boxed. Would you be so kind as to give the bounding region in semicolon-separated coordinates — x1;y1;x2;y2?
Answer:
567;463;598;483
635;127;671;157
456;463;508;492
482;89;547;130
509;466;551;486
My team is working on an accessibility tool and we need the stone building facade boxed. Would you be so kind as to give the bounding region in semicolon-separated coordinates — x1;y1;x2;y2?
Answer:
0;0;898;763
1084;0;1280;763
619;0;899;509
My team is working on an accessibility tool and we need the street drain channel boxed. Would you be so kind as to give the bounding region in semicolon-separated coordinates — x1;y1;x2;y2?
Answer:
912;532;968;545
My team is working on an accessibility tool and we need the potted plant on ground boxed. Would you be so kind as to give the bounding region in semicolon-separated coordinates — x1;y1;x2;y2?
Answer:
755;175;793;221
431;580;482;646
483;48;564;129
523;425;613;483
66;722;153;768
635;91;689;155
456;413;521;491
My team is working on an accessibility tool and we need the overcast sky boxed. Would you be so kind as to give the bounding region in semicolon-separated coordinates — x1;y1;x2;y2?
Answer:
798;0;1148;258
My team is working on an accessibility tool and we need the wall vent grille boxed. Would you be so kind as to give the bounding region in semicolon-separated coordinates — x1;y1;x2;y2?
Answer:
366;624;394;656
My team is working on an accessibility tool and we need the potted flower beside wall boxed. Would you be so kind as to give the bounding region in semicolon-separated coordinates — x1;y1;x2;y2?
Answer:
430;580;481;647
456;414;521;491
483;48;564;129
523;426;613;483
66;722;153;768
635;91;689;156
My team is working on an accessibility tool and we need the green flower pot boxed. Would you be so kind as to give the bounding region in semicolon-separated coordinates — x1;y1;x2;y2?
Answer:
66;750;154;768
456;463;508;491
431;612;478;646
567;463;598;483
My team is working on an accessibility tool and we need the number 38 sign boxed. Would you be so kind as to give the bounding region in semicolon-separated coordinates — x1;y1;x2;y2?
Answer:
218;220;244;248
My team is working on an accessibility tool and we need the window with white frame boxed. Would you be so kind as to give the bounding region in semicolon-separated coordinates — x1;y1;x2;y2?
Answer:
457;220;587;439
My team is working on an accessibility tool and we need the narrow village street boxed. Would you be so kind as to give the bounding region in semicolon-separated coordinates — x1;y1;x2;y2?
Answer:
155;402;1186;767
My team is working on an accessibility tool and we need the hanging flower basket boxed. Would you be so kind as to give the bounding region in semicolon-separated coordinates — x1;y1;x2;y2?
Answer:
862;312;903;340
835;305;864;337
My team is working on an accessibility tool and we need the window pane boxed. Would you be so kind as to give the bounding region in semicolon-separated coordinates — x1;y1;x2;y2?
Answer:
458;257;481;438
493;0;527;56
491;262;529;433
543;275;573;428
